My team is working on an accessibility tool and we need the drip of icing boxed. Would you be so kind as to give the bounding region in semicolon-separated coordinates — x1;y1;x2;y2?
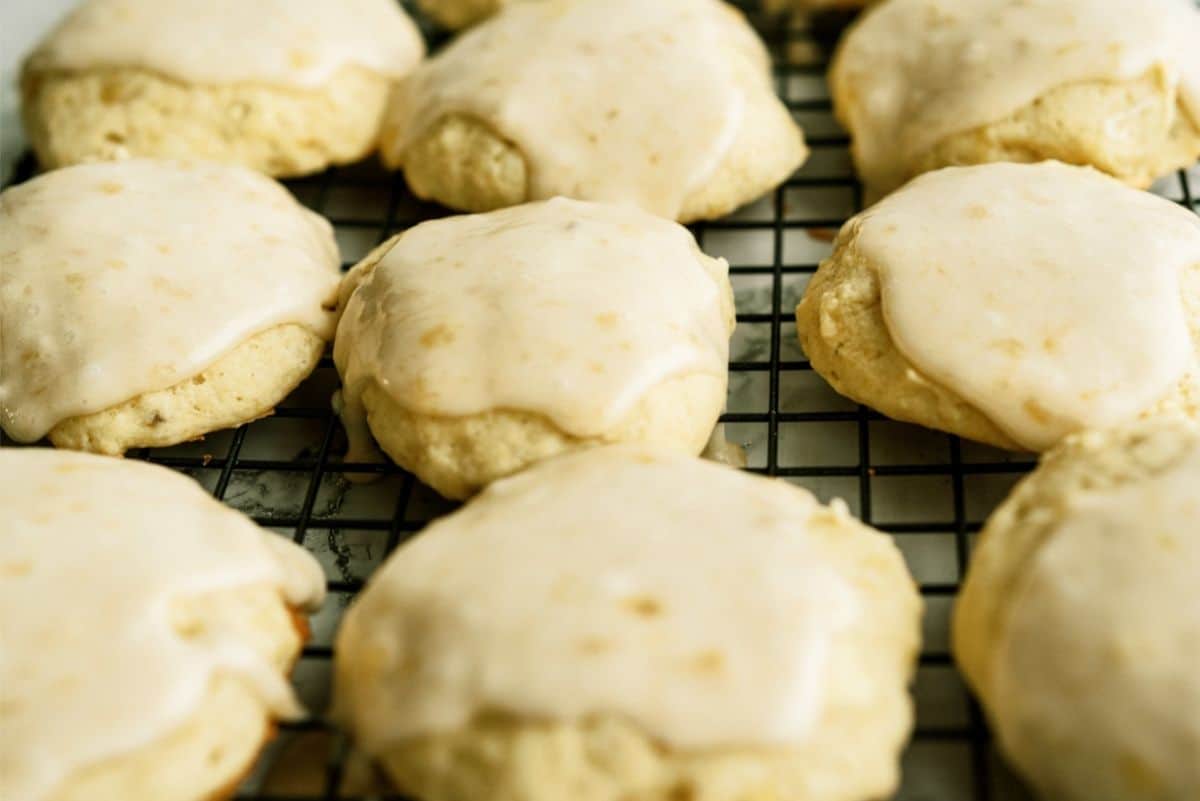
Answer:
992;434;1200;797
333;446;863;750
0;449;326;801
28;0;424;87
330;388;385;483
702;423;748;468
0;159;342;443
333;197;733;442
833;0;1200;194
857;161;1199;451
390;0;770;219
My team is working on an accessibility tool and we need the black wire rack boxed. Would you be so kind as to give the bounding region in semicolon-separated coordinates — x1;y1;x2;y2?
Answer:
3;2;1199;799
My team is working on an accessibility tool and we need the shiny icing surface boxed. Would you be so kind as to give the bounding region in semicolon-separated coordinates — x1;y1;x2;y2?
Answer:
333;446;862;750
833;0;1200;194
0;159;341;442
0;449;326;801
334;197;732;457
992;434;1200;798
858;162;1199;451
390;0;772;218
29;0;424;87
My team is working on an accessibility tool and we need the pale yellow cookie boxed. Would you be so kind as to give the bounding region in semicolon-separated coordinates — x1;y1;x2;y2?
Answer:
21;0;424;177
830;0;1200;198
334;445;922;801
381;0;806;222
333;197;735;499
954;416;1200;801
1;449;327;801
0;159;342;454
796;161;1200;452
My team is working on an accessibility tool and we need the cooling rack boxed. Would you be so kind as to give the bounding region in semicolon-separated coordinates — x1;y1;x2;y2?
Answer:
3;1;1199;799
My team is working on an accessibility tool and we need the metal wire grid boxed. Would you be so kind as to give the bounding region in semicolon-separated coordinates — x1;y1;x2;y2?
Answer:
3;2;1200;799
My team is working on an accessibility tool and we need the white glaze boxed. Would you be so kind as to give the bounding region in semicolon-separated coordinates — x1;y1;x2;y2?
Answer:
333;446;862;750
857;161;1199;451
0;159;342;443
833;0;1200;194
992;435;1200;799
0;449;326;801
390;0;772;218
30;0;424;87
333;197;732;460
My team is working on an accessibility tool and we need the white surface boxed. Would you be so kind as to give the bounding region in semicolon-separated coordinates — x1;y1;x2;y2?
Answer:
1;0;75;178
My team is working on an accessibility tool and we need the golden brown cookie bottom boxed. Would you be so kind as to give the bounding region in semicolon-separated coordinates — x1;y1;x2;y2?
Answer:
49;325;325;456
21;65;391;178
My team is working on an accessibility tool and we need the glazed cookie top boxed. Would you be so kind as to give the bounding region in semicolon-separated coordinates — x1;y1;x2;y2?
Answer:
333;197;733;458
0;448;326;801
0;159;341;443
833;0;1200;194
853;161;1200;451
334;445;913;750
960;418;1200;796
28;0;424;87
388;0;774;218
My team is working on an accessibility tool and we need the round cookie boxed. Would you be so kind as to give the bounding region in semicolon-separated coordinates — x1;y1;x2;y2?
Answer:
21;0;424;177
795;161;1200;452
380;0;807;222
333;197;735;499
0;159;342;454
334;445;922;801
1;448;326;801
831;0;1200;199
954;416;1200;801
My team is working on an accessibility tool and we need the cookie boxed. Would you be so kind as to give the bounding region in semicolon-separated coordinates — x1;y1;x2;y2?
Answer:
21;0;424;177
1;448;326;801
954;416;1200;801
831;0;1200;198
334;445;922;801
0;159;342;454
796;161;1200;452
333;197;735;499
380;0;807;222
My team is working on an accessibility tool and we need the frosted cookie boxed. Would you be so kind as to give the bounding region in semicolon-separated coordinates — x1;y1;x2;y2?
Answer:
796;161;1200;452
333;197;735;499
831;0;1200;198
954;417;1200;801
0;448;326;801
21;0;424;177
0;159;342;455
380;0;807;222
334;445;922;801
